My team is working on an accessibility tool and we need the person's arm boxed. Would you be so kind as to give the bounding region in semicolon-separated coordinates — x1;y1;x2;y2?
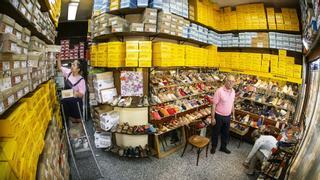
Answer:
57;53;62;71
211;104;216;125
211;89;221;125
245;138;263;163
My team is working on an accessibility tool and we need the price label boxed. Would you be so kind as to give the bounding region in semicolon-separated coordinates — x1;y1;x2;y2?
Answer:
3;62;10;71
24;87;29;94
5;26;13;34
17;90;23;98
15;76;21;84
8;95;14;105
14;61;20;69
16;32;22;40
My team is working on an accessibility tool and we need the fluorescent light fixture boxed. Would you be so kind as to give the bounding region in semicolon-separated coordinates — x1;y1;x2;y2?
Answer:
68;2;79;20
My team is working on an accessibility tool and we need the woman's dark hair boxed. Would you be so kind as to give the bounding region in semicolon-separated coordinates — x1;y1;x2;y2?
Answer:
73;60;83;75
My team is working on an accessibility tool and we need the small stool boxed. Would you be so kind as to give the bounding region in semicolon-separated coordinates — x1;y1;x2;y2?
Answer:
181;135;210;166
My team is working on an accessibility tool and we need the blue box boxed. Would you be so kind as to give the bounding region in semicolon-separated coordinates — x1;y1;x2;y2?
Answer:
120;0;137;8
137;0;148;7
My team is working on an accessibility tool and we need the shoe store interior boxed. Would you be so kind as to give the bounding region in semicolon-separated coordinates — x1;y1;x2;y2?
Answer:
0;0;320;179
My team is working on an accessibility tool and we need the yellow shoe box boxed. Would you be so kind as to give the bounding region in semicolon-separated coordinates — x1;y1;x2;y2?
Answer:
139;60;152;67
126;50;139;59
139;51;152;60
125;58;138;67
126;41;139;50
139;41;152;50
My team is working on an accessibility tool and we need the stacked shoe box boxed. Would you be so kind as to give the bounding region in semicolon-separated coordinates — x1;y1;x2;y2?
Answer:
120;0;137;8
110;0;120;11
0;83;54;179
149;0;163;9
79;42;85;59
93;0;110;16
0;14;30;114
37;120;70;179
60;40;70;60
108;42;125;67
220;33;234;47
188;23;199;42
137;0;148;7
109;16;129;32
238;32;269;48
125;41;140;67
126;14;144;32
269;32;302;52
139;41;152;67
93;72;117;104
92;13;113;38
157;11;171;34
125;41;152;67
143;8;157;33
207;30;221;46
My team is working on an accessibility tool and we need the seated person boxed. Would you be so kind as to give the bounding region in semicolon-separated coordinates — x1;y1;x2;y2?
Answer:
243;130;278;175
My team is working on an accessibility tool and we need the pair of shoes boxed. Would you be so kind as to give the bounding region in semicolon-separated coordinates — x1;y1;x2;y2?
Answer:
118;97;132;107
138;95;150;107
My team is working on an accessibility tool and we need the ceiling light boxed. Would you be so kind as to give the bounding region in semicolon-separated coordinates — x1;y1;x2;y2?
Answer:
68;2;79;20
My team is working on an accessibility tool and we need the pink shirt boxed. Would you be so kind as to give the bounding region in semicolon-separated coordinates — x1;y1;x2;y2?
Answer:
61;67;86;95
212;86;235;116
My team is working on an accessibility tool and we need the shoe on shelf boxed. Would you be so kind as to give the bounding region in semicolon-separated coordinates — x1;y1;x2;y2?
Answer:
219;148;231;154
138;96;144;107
143;95;149;106
112;96;122;106
118;98;125;106
123;97;132;107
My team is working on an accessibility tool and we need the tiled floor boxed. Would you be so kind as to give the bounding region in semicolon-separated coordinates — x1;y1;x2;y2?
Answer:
70;122;254;180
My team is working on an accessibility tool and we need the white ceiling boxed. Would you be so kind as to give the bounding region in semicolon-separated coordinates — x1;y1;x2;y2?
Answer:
212;0;299;7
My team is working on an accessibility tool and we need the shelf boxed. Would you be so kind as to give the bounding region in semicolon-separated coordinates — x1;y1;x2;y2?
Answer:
0;0;53;44
154;115;209;136
240;97;290;111
235;109;286;125
93;32;210;46
151;103;210;121
152;80;216;91
150;89;216;106
106;7;301;35
231;119;259;129
218;47;302;55
109;7;146;15
219;68;303;84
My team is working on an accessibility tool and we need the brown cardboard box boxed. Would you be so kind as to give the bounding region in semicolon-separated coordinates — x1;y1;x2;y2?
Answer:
0;34;18;53
111;24;128;32
143;8;157;18
0;14;15;34
144;23;157;32
157;25;171;34
125;14;142;23
94;104;113;117
22;28;31;43
130;23;144;32
143;17;157;24
158;12;171;22
109;16;127;26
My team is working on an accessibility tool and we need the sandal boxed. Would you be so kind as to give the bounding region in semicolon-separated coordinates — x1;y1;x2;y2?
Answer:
121;123;129;134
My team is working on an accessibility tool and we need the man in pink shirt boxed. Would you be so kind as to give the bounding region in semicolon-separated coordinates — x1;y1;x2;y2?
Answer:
210;75;236;154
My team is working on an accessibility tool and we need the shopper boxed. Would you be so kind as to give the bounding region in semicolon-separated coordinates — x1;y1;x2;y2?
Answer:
57;55;86;122
210;75;236;154
243;130;278;175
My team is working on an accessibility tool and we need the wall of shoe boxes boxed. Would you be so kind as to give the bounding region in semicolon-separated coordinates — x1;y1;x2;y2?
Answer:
0;81;69;180
45;0;62;27
60;40;86;60
89;41;302;80
6;0;57;43
191;1;300;32
0;13;57;114
91;7;302;52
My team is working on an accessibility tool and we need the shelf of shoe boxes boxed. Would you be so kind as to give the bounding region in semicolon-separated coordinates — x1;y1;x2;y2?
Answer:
91;1;302;53
0;80;60;179
0;0;57;44
190;1;300;32
60;40;86;61
86;71;150;154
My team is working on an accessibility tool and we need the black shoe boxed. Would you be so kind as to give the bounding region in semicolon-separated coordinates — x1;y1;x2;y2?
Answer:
210;147;216;154
219;148;231;154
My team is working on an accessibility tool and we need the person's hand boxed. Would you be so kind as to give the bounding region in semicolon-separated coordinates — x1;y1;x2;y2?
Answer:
211;118;216;126
74;91;82;98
